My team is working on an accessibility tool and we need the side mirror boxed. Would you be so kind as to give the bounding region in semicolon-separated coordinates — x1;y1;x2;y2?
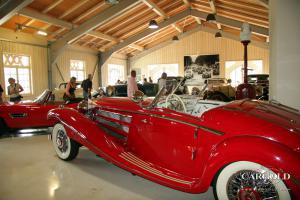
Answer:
131;90;144;103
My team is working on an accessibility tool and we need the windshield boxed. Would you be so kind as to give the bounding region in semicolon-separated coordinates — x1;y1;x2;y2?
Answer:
33;90;51;104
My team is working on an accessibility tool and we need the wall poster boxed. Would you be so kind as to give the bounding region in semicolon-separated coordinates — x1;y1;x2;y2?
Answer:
184;54;220;86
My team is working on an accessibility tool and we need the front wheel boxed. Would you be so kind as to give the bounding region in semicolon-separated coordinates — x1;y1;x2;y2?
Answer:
52;123;79;161
214;161;291;200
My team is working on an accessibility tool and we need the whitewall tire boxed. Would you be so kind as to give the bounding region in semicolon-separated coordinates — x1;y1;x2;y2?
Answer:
52;123;79;161
214;161;291;200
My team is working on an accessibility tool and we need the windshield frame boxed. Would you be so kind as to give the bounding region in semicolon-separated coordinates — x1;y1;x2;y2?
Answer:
33;90;51;104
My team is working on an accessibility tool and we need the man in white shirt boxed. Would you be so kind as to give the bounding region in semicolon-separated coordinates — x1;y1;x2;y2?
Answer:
127;70;138;97
158;72;167;91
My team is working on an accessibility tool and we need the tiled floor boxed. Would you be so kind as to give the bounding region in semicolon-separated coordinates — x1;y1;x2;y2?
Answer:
0;135;215;200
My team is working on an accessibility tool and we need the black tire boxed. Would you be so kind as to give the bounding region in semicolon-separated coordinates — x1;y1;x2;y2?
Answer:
0;118;8;134
52;123;79;161
213;161;291;200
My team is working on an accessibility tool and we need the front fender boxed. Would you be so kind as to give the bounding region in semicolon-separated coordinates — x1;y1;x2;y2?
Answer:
47;108;124;161
196;136;300;194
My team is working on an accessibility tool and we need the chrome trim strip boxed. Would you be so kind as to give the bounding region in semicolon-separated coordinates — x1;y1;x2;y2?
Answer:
104;107;225;136
97;109;132;123
95;116;129;133
120;152;192;185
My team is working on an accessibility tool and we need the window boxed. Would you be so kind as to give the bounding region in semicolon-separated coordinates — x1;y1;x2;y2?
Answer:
148;64;179;83
108;64;125;85
225;60;263;87
70;60;85;81
3;53;32;95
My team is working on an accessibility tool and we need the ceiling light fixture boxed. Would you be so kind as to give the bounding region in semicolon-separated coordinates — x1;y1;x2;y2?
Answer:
15;23;49;36
105;0;119;5
37;30;48;36
215;31;222;38
206;13;216;22
149;20;158;29
172;35;179;42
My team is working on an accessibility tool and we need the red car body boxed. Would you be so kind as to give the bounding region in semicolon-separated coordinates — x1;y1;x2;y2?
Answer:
0;90;77;130
48;97;300;198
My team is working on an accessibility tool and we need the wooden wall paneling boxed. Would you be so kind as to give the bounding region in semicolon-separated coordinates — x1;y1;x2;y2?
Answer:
131;30;269;82
0;40;48;100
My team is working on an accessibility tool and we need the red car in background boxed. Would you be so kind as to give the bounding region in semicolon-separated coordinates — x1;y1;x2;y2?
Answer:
48;84;300;199
0;90;78;132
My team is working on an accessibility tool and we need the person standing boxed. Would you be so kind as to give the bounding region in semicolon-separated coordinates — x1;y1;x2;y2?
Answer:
158;72;167;91
127;70;138;97
81;74;93;100
0;84;3;103
7;78;24;102
64;77;77;102
149;77;153;83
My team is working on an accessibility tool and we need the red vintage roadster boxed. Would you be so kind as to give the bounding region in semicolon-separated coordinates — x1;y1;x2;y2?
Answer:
0;90;78;132
48;85;300;200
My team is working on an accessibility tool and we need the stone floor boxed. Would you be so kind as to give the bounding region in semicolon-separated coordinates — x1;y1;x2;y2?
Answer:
0;135;215;200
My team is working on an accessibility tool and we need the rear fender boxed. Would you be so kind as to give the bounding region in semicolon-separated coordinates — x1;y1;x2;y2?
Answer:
195;136;300;193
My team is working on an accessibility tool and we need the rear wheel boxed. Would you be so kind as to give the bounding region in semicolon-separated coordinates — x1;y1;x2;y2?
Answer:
213;161;291;200
52;123;79;161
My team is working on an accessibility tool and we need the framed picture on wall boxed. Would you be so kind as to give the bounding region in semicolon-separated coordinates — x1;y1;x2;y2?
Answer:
184;54;220;86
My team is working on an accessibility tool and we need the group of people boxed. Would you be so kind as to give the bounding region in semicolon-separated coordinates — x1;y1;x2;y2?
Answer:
0;71;168;103
0;78;24;103
127;70;167;97
63;74;93;102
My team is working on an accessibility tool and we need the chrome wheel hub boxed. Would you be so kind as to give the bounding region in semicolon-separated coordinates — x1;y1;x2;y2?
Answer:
227;170;279;200
56;129;68;153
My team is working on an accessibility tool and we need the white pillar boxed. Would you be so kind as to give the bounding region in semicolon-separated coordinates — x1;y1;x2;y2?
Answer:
269;0;300;109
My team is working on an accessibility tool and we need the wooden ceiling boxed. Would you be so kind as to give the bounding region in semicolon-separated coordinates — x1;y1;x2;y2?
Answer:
1;0;269;58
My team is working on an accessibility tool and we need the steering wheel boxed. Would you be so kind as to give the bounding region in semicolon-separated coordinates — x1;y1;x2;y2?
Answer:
165;94;187;113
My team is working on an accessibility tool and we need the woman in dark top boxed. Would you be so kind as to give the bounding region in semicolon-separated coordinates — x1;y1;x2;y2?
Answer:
64;77;77;102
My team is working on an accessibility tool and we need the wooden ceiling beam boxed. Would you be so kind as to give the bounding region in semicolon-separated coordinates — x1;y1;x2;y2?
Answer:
142;0;168;18
21;0;64;31
172;23;183;33
58;0;89;19
82;37;98;47
129;44;144;51
216;0;267;13
182;0;192;8
102;9;191;64
42;0;64;13
142;1;184;34
191;9;269;36
72;1;106;24
194;16;201;24
19;7;73;29
18;7;122;45
256;0;268;9
51;0;141;63
0;0;33;25
87;31;119;42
